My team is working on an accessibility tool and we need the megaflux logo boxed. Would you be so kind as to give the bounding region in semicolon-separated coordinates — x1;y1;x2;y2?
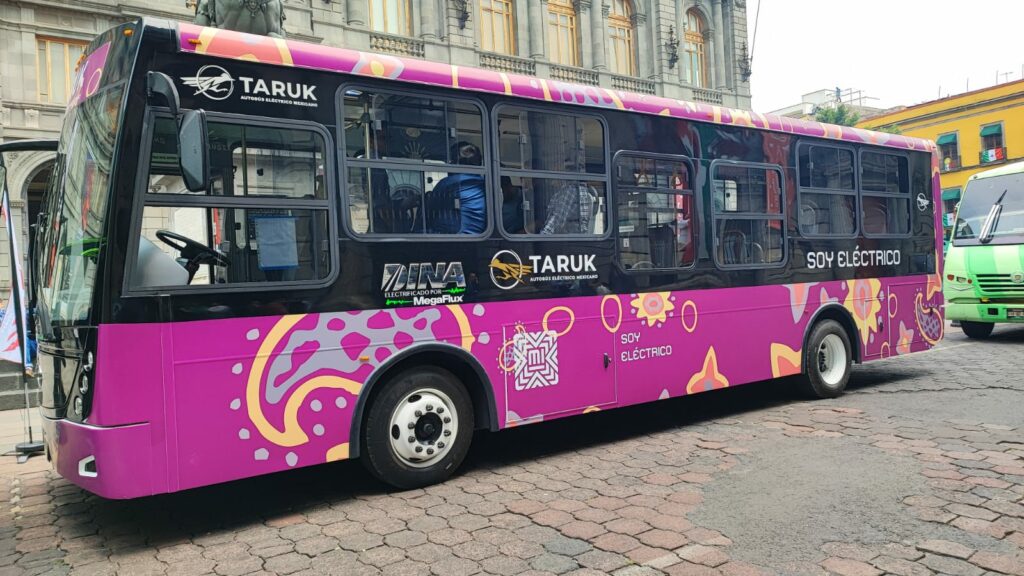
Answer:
181;66;318;107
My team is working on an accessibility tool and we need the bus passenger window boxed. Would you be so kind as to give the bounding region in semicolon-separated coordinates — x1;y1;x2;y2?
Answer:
343;89;488;236
860;151;911;236
797;144;857;237
711;163;785;267
616;155;696;270
132;117;333;289
495;106;609;236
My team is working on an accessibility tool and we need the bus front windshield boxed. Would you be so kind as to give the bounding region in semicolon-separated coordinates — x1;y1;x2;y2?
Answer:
36;85;123;335
953;172;1024;246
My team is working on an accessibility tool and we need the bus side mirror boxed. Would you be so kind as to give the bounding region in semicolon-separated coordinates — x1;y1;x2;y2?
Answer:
178;109;209;192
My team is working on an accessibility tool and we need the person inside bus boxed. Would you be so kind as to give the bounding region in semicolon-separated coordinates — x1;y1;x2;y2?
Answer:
426;142;486;234
540;180;598;235
501;176;525;234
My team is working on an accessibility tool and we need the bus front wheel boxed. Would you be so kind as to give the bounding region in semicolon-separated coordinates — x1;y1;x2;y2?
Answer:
799;320;852;399
960;321;994;340
361;366;474;489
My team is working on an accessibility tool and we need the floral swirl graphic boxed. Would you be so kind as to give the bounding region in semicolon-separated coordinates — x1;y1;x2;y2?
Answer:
631;292;675;327
686;347;730;394
843;279;883;346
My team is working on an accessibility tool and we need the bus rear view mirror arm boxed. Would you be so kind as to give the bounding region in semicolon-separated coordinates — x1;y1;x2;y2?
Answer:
146;71;210;192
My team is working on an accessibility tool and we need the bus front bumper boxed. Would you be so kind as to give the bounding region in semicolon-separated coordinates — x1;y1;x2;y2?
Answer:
945;301;1024;323
42;416;160;500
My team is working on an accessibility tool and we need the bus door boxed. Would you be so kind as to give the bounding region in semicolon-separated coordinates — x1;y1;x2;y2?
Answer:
501;285;617;425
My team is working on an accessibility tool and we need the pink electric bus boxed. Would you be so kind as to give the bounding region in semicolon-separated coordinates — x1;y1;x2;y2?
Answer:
9;19;944;498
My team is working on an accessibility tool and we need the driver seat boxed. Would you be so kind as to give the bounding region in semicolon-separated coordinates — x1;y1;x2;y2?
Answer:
136;237;189;287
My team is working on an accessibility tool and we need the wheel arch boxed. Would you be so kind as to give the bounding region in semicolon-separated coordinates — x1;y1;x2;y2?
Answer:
802;304;862;368
348;343;498;459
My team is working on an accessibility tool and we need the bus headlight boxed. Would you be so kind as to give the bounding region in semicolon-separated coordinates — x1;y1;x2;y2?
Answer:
79;375;89;395
73;396;83;416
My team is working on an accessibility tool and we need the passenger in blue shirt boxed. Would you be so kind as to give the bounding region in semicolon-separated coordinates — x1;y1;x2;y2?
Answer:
429;143;486;234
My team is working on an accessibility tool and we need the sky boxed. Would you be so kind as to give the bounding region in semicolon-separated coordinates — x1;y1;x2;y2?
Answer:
745;0;1024;114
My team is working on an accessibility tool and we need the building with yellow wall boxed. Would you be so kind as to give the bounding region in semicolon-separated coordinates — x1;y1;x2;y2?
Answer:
858;79;1023;232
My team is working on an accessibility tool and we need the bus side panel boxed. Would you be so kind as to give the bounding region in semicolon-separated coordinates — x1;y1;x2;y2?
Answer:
82;276;940;496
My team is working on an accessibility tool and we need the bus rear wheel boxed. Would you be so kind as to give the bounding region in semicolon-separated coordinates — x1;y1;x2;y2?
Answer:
361;366;474;489
799;320;852;399
960;321;994;339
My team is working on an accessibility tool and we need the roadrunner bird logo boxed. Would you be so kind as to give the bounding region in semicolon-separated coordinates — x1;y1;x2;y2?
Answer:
181;65;235;101
490;250;532;290
916;192;931;212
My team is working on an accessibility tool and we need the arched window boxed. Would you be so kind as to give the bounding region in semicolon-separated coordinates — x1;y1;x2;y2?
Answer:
684;10;708;88
547;0;579;66
368;0;412;36
607;0;637;75
481;0;516;54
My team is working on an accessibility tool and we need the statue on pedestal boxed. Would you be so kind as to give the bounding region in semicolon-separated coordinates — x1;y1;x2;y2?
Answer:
193;0;287;38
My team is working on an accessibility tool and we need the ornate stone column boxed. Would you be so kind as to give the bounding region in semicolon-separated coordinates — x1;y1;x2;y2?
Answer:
577;0;594;69
529;0;547;60
590;1;607;71
420;0;438;40
347;0;367;28
711;0;727;89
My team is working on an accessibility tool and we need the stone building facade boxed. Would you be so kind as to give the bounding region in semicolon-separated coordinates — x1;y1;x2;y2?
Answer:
0;0;752;289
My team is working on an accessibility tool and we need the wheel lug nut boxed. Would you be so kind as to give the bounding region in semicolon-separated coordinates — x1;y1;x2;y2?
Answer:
415;446;423;453
415;410;422;417
436;407;444;414
426;404;433;411
426;448;434;455
437;442;445;448
443;430;451;437
443;417;451;423
408;436;415;443
407;422;415;429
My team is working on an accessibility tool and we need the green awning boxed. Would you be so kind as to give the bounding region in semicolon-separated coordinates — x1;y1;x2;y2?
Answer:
980;124;1002;137
936;133;957;146
941;188;961;201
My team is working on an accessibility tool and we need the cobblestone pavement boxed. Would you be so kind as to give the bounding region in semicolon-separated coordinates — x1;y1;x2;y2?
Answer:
2;324;1024;576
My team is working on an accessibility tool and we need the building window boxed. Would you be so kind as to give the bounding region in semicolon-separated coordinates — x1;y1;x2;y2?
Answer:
797;144;857;237
495;106;607;236
607;0;637;76
979;123;1005;164
480;0;515;54
616;154;696;270
343;89;488;236
860;151;911;237
936;133;959;172
547;0;580;67
368;0;412;35
712;162;786;267
36;37;87;104
684;10;707;88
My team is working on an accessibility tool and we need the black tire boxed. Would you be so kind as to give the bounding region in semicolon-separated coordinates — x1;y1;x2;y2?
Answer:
960;321;994;340
799;320;852;399
361;366;474;489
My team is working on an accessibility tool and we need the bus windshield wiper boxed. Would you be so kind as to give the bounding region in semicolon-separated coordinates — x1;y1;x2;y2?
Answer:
979;189;1007;244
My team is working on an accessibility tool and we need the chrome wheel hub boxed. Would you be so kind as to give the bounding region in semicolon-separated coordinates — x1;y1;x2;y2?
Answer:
389;388;458;468
817;333;847;387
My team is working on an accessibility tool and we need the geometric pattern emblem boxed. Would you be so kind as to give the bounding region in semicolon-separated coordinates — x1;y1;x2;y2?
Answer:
513;330;559;391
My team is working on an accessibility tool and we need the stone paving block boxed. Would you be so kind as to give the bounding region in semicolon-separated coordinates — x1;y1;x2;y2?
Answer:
820;557;882;576
919;553;985;576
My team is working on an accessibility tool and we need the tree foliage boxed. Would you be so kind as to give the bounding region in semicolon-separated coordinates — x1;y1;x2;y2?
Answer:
815;103;861;127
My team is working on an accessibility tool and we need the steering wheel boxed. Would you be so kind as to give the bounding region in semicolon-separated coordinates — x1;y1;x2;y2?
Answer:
155;230;230;282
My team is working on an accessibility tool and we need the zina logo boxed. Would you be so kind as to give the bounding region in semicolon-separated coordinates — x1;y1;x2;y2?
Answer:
381;262;466;306
181;65;235;101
